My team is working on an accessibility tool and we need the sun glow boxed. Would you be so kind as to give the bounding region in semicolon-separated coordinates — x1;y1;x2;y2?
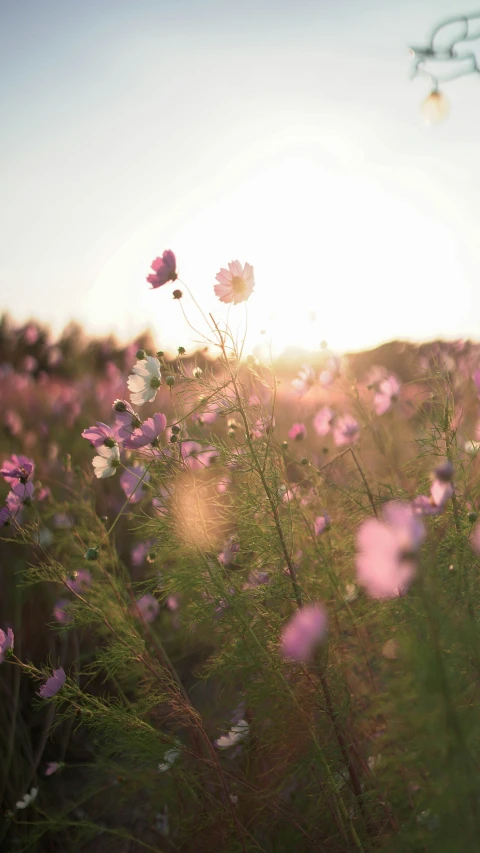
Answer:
89;139;471;358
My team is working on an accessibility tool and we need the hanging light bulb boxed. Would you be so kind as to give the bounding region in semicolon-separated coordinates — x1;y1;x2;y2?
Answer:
421;89;450;124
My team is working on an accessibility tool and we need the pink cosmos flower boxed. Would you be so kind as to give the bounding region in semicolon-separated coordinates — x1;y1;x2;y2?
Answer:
1;454;35;483
133;593;160;623
180;441;218;469
113;401;141;442
373;375;401;416
45;762;60;776
66;570;92;594
9;480;34;506
218;539;240;566
356;501;425;599
147;250;178;288
313;407;335;437
53;599;72;624
333;415;359;447
413;461;454;516
314;513;331;536
120;466;150;503
23;323;39;345
292;365;316;396
319;356;341;387
281;603;328;662
0;627;14;662
131;539;155;568
38;667;66;698
124;413;167;449
214;261;255;305
288;423;306;441
81;422;119;448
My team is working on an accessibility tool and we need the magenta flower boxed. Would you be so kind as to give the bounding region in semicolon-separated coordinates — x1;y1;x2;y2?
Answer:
120;466;150;503
333;414;359;447
0;506;10;526
373;375;401;415
66;570;92;594
281;603;328;662
131;539;155;568
44;762;60;776
288;423;307;441
314;513;331;536
313;406;335;437
124;413;167;449
356;501;425;599
113;400;141;442
1;454;35;483
53;599;72;624
133;593;159;623
147;250;178;288
38;667;66;698
0;627;14;662
180;441;218;469
292;365;316;396
413;461;454;516
214;261;255;305
81;422;118;448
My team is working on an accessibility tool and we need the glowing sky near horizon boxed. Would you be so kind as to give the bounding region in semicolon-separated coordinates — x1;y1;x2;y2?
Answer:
2;0;480;357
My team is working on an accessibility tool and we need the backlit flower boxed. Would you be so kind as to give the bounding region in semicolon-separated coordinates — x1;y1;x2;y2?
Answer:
81;422;118;448
292;365;316;396
38;667;66;698
313;406;335;437
374;375;401;416
356;501;425;599
66;570;92;594
120;466;150;503
92;444;120;479
147;250;178;289
133;593;159;623
288;423;306;441
214;261;255;305
1;454;35;483
314;513;330;536
127;356;162;406
215;719;250;749
124;412;167;449
333;414;359;447
0;627;14;662
281;603;328;662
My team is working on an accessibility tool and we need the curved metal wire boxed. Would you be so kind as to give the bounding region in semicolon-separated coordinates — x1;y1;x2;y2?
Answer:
410;11;480;91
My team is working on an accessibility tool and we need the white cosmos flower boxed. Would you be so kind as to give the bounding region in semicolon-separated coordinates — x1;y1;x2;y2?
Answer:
92;444;120;479
127;356;161;406
16;787;38;809
215;719;249;749
158;748;181;772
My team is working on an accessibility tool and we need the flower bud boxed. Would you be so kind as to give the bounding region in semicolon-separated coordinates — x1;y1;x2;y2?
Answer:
169;434;178;443
301;457;308;465
136;349;146;360
468;511;478;524
171;424;181;434
156;351;164;358
178;346;186;355
84;548;99;561
166;375;175;387
172;289;183;299
103;437;116;448
113;400;127;412
192;367;202;378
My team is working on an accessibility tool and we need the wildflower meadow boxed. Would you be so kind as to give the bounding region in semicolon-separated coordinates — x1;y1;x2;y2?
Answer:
3;253;480;852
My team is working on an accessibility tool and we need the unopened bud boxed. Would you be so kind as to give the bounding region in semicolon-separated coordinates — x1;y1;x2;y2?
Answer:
172;289;183;299
171;425;181;434
166;375;175;387
84;548;99;561
156;350;164;358
113;400;127;412
178;346;186;355
136;349;146;360
468;511;478;524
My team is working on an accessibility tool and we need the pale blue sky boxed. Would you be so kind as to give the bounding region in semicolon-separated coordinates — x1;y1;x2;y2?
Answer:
1;0;480;354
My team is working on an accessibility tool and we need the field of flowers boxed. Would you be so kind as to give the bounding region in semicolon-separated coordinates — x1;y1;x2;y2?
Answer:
2;253;480;852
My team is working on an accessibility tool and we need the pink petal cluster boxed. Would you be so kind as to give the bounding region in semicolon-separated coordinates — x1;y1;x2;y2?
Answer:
123;413;167;449
292;365;316;396
66;570;92;594
180;441;218;470
281;603;328;662
314;513;331;536
333;415;359;447
133;593;160;623
1;454;35;483
313;407;335;437
413;461;454;516
0;627;14;662
147;250;178;288
356;501;425;599
214;261;255;305
288;423;306;441
38;667;66;698
120;466;150;503
373;375;401;415
81;422;119;447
